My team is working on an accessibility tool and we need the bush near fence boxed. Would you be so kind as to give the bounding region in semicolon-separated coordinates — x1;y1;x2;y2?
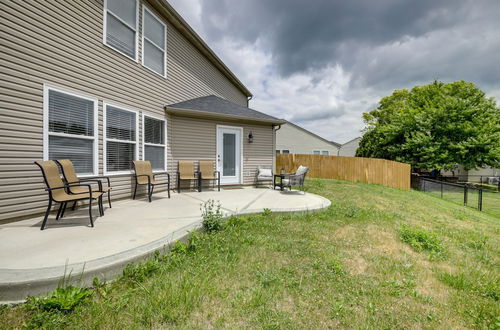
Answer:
276;154;411;190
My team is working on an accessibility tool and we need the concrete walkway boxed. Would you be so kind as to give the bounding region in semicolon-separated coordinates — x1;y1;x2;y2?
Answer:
0;187;330;303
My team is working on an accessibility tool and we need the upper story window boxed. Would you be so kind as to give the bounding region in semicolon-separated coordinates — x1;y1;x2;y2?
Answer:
322;151;329;155
313;150;321;155
282;150;290;154
143;115;166;171
44;86;98;175
142;7;166;76
104;0;138;60
104;104;138;174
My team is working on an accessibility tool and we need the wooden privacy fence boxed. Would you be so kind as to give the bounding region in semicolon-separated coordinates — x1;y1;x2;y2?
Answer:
276;154;411;190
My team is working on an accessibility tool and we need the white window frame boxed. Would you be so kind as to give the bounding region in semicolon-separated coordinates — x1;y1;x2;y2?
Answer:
103;102;139;175
43;84;99;177
142;113;167;172
141;6;167;77
103;0;139;61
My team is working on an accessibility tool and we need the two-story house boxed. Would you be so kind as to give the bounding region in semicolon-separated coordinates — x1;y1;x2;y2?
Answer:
0;0;285;222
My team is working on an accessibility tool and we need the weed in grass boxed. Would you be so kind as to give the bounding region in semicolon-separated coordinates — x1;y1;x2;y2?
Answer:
399;225;444;255
25;310;68;329
439;272;499;301
122;259;159;282
261;208;272;217
27;286;92;313
201;199;224;233
92;277;110;298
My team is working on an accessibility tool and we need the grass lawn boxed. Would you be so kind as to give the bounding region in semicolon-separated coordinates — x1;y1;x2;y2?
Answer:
1;179;499;329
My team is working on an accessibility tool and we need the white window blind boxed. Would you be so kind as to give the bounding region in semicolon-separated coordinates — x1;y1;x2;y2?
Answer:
143;116;165;170
142;8;166;76
46;88;96;175
105;105;137;173
105;0;137;60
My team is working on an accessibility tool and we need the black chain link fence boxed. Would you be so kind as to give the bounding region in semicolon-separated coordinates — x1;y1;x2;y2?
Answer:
412;176;499;218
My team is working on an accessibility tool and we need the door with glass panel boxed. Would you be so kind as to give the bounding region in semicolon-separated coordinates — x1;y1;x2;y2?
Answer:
216;127;242;185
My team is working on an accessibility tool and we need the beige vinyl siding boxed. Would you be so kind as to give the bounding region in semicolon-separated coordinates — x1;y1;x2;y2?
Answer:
0;0;249;221
171;116;274;187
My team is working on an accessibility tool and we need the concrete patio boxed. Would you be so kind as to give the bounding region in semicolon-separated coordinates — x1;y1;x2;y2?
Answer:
0;187;330;303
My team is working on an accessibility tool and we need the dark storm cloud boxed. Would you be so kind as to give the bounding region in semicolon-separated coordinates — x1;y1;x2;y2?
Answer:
200;0;500;91
169;0;500;141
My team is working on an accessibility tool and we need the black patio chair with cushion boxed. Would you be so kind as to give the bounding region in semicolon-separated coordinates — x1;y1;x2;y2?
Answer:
56;159;112;209
35;160;104;230
132;160;170;202
278;165;309;192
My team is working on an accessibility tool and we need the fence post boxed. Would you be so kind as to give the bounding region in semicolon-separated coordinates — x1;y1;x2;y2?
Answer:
440;181;443;198
478;189;483;211
464;185;468;206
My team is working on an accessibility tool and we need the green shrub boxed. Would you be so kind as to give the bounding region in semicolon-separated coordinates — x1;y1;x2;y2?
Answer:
201;199;224;232
27;286;92;313
399;225;444;253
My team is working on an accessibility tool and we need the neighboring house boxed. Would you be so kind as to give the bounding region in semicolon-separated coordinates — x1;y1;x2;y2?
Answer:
442;166;499;183
338;137;361;157
0;0;284;221
275;122;340;155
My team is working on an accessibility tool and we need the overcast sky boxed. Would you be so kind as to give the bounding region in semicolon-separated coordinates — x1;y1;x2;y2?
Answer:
169;0;500;143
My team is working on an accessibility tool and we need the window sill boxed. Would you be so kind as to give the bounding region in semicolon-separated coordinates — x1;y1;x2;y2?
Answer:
104;170;134;176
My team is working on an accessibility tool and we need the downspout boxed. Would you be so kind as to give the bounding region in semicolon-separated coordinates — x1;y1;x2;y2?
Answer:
247;95;253;107
272;124;281;174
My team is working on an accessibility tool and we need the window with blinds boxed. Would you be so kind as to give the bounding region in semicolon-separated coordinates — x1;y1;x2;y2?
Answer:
105;105;137;173
143;116;166;171
45;88;97;175
104;0;137;60
142;8;166;76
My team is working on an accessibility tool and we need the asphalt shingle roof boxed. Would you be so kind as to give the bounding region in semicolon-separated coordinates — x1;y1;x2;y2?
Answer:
168;95;283;123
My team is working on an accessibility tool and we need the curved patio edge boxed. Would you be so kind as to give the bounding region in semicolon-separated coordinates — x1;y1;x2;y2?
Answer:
0;191;331;304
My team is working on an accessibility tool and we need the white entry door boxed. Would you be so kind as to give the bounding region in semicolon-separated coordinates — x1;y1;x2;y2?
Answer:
216;126;242;185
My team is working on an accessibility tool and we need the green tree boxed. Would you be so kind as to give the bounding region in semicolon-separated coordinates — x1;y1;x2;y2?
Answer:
356;80;500;170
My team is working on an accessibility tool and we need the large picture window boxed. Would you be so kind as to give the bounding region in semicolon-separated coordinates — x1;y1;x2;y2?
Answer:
142;7;166;76
143;115;166;171
104;0;138;60
44;86;98;175
104;104;138;174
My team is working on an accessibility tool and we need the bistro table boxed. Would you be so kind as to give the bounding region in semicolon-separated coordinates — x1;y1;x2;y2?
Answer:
273;173;286;191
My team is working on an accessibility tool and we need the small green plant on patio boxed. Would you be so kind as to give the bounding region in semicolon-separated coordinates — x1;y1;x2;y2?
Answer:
27;286;92;313
201;199;224;232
